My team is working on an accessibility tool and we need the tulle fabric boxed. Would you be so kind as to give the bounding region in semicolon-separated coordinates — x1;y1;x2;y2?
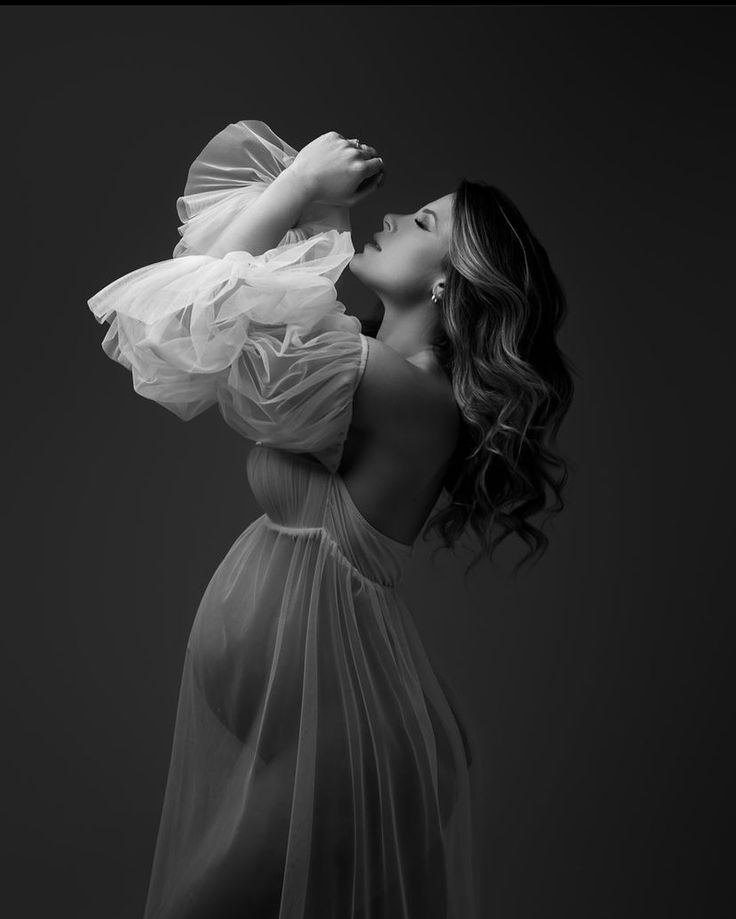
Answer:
87;119;359;471
87;120;482;917
171;120;351;259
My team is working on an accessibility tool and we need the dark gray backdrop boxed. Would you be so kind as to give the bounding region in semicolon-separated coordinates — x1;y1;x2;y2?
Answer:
2;5;733;918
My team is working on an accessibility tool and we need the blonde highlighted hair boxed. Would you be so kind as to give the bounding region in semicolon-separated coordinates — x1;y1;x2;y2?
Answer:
365;179;577;584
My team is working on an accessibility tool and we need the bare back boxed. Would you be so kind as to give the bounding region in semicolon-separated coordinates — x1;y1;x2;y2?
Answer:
336;335;461;547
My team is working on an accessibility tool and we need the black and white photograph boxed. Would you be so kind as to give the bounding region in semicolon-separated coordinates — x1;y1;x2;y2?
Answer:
2;5;734;918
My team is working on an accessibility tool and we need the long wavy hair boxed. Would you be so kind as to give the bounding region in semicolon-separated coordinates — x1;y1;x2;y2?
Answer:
362;179;577;585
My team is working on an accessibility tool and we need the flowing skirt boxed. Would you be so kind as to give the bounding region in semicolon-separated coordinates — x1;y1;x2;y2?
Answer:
142;516;482;919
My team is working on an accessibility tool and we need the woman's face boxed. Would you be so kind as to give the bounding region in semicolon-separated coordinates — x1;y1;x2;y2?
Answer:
348;192;454;305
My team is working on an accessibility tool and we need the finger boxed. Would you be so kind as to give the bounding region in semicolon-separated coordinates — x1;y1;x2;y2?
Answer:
361;156;384;177
351;169;384;204
347;140;378;157
354;161;383;197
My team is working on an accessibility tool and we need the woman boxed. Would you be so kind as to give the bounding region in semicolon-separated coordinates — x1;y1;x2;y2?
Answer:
88;120;574;918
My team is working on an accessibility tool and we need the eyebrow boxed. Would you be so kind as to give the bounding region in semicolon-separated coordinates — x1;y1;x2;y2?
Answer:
421;208;438;225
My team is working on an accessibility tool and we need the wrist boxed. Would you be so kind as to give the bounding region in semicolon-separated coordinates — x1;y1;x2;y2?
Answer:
277;163;317;207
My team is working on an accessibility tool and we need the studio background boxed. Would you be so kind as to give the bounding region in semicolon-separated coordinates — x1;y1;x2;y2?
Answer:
2;5;733;918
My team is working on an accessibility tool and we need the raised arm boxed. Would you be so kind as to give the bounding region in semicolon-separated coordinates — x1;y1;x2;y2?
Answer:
203;131;384;259
204;167;315;259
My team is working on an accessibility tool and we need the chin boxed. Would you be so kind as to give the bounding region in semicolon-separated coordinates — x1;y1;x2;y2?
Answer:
346;260;377;295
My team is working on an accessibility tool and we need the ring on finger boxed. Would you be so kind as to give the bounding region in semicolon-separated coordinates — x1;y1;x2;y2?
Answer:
351;140;377;158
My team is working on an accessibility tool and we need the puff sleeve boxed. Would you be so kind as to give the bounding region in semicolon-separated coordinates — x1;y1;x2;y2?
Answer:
87;120;367;475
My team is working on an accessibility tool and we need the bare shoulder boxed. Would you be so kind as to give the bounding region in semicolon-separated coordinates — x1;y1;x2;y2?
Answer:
352;334;459;453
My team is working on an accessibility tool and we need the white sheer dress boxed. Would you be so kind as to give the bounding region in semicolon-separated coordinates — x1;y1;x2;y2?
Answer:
88;120;482;919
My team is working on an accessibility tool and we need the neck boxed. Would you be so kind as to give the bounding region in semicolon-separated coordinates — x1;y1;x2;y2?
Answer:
375;299;438;362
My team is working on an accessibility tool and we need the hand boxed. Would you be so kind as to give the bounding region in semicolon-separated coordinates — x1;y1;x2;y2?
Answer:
288;131;385;208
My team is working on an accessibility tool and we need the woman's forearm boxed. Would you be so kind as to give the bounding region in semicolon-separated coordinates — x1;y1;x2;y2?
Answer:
205;167;314;259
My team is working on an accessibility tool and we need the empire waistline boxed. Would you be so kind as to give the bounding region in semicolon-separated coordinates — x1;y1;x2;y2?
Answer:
261;514;401;591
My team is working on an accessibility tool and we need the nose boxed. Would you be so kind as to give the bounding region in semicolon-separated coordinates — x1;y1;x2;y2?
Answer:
383;214;394;232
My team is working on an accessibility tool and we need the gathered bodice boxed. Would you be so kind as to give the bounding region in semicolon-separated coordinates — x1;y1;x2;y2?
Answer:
248;444;414;589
